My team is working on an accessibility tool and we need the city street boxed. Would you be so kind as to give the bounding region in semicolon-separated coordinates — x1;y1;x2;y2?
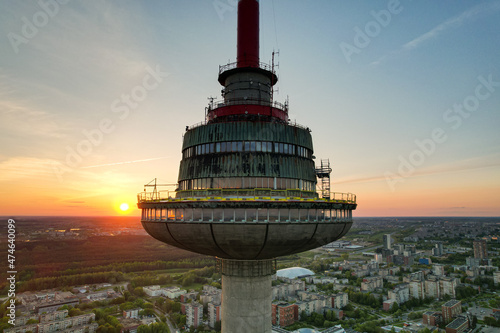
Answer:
153;305;179;333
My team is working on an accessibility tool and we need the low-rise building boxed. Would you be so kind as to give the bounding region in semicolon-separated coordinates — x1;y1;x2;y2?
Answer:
383;299;396;312
4;324;38;333
422;311;442;326
123;308;140;319
5;310;97;333
361;276;383;292
180;291;198;303
164;287;187;299
40;309;68;322
445;315;469;333
35;298;79;314
143;285;163;297
200;286;222;305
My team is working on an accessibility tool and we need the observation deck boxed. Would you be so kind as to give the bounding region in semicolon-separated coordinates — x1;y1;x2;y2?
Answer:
138;187;356;260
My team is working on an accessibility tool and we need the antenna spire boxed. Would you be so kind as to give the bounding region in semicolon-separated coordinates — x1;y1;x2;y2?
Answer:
237;0;260;68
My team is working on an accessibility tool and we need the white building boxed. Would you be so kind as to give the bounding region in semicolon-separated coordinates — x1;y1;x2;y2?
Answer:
164;287;187;299
143;285;163;297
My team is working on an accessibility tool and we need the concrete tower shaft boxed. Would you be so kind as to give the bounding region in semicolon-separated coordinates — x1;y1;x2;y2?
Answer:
237;0;260;68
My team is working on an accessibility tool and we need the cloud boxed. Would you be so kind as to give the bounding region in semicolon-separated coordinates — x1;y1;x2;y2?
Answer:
0;99;68;139
335;153;500;185
371;2;500;66
403;2;500;50
0;157;59;182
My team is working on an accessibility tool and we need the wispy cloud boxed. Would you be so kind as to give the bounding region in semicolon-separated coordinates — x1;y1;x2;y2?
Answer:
371;2;500;66
403;2;500;50
335;153;500;185
0;157;59;182
0;99;68;139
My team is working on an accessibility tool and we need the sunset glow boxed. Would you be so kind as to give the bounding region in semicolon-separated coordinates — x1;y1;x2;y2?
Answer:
120;203;130;212
1;1;499;217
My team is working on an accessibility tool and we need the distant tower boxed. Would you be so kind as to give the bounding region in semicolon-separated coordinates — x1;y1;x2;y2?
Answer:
137;1;357;332
383;234;392;250
473;239;487;259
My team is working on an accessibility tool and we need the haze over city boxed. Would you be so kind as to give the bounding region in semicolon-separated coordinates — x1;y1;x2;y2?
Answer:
1;0;499;217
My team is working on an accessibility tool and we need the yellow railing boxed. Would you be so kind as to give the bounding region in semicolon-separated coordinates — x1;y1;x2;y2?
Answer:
137;188;356;204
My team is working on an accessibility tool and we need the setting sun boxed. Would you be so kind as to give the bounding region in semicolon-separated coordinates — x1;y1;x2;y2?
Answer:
120;203;130;212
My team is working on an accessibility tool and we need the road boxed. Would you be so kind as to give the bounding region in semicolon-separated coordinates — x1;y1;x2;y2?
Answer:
153;305;178;333
165;317;178;333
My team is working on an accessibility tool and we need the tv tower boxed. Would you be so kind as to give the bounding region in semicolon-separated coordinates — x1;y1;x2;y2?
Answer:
138;1;357;331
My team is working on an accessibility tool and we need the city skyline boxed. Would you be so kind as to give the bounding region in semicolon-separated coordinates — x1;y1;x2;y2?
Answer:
1;0;499;217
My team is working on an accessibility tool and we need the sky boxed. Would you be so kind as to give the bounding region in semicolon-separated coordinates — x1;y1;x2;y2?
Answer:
0;0;499;217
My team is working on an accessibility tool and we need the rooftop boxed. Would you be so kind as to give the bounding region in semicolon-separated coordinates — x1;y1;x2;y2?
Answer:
277;267;314;279
443;299;461;308
446;316;468;329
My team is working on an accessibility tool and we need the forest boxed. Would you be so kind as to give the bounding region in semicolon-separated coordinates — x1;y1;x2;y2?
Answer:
0;234;208;293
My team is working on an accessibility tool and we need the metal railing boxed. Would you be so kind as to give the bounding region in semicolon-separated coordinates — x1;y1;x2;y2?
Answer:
186;118;311;132
208;97;288;113
138;188;356;204
219;61;275;76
